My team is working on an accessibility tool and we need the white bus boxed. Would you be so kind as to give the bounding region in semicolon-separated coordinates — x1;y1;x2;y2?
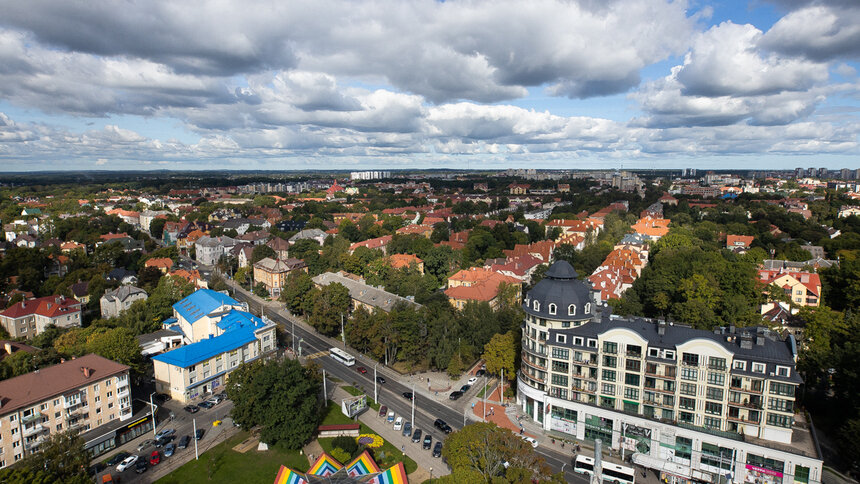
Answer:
574;456;636;484
329;347;356;366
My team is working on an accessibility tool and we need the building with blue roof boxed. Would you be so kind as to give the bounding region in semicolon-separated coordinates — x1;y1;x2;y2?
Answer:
152;289;276;403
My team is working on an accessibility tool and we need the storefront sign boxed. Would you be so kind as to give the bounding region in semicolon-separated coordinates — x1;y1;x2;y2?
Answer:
745;465;783;478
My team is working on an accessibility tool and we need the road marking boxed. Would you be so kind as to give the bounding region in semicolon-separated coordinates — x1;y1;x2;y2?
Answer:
306;350;330;359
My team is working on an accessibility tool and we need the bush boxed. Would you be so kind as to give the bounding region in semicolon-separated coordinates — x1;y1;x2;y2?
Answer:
331;436;357;456
330;447;351;465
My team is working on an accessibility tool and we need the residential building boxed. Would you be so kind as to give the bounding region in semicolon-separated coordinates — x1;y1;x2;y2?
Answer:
152;289;277;402
445;268;521;309
0;295;82;339
837;206;860;218
137;328;184;357
253;257;308;297
194;235;237;266
144;257;174;273
266;237;291;260
289;228;329;246
100;286;148;319
69;281;90;304
312;271;420;313
518;261;822;484
387;253;425;274
757;269;822;307
726;235;755;254
349;235;393;255
0;354;133;467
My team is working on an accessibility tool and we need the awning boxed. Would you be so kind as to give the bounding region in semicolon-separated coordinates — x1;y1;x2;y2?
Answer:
632;453;713;483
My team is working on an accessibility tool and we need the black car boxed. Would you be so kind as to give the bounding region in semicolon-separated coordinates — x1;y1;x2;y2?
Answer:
422;434;433;449
433;441;443;458
178;435;191;449
106;451;130;466
434;418;452;434
448;391;463;400
411;429;422;443
476;369;486;377
153;393;171;403
199;400;215;409
376;376;386;384
195;429;205;440
134;458;147;474
402;392;414;400
155;436;173;447
460;384;471;392
184;405;199;413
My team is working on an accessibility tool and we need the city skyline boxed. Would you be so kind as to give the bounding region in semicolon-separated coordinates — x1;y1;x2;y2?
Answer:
0;0;859;171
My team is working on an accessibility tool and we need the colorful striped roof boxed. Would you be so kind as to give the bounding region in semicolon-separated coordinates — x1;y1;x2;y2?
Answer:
346;450;381;477
367;462;408;484
308;452;342;477
273;466;309;484
273;452;408;484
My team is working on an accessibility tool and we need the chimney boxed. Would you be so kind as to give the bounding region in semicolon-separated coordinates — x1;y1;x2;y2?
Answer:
756;335;765;346
3;343;11;355
657;321;666;336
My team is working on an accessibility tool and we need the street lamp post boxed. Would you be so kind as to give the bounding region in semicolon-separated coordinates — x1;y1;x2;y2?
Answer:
562;463;567;475
374;363;379;403
341;313;346;349
463;407;468;426
149;392;157;438
483;376;487;422
411;384;415;426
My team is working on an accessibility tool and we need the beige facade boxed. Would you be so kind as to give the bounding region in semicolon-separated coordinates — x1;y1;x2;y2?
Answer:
0;354;131;468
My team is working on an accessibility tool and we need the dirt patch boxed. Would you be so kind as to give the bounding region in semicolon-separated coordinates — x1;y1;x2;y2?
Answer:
232;435;260;453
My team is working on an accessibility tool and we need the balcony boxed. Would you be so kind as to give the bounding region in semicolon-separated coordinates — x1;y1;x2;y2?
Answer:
573;357;597;367
21;412;42;424
522;345;547;358
521;356;546;372
729;384;763;395
22;424;45;437
25;436;46;450
626;351;642;358
728;399;762;410
117;386;130;397
727;414;761;424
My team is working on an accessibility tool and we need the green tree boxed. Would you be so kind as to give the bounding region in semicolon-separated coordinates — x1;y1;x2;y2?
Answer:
149;217;167;239
254;282;270;298
226;358;322;448
251;244;277;265
85;327;144;374
482;331;517;379
280;271;313;315
309;283;351;336
0;430;91;484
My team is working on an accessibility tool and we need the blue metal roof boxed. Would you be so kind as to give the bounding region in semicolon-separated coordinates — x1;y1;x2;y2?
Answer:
152;321;257;368
172;289;239;324
216;310;267;333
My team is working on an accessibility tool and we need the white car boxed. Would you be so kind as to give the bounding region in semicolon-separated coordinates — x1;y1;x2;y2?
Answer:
155;428;175;440
521;436;539;448
393;416;403;431
116;454;139;472
467;376;478;385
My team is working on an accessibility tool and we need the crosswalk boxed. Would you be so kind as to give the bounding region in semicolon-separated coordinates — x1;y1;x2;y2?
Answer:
306;350;330;359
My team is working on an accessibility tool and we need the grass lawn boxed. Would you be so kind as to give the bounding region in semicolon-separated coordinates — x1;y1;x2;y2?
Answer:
318;401;418;474
156;431;308;484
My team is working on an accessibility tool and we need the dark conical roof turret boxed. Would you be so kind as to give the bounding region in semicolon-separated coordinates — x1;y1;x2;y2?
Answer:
524;260;592;321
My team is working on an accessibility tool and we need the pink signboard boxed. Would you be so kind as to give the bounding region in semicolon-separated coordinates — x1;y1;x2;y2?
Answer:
746;465;784;478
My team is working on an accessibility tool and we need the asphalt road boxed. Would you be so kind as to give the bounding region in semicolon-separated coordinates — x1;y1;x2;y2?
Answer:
221;276;585;482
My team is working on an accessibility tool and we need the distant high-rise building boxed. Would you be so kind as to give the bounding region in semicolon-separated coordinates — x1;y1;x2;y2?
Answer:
841;168;852;180
795;167;805;178
808;167;817;178
819;167;828;179
350;171;391;181
681;168;697;178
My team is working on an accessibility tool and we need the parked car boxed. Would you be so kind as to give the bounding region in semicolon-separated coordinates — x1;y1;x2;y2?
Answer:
402;392;414;400
155;436;173;447
356;366;367;374
411;429;422;443
149;450;161;466
393;416;403;431
211;394;225;404
153;393;171;403
164;443;176;457
116;455;138;472
136;439;153;452
448;391;463;400
106;451;130;466
195;429;205;440
205;397;220;406
476;369;486;377
521;436;539;448
184;405;199;413
467;376;478;385
178;435;191;449
460;384;471;392
155;428;175;440
433;441;443;458
402;421;412;437
134;458;147;474
378;405;388;418
198;400;215;409
386;411;395;423
422;434;433;449
376;376;386;384
434;419;452;434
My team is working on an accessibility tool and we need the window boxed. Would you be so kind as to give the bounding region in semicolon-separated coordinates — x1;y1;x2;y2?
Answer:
776;366;790;377
682;353;699;366
94;396;100;404
548;304;557;315
645;362;657;374
556;334;566;344
40;404;47;411
703;417;721;429
733;360;746;371
53;399;59;406
681;368;698;381
601;383;615;395
705;402;723;415
767;398;794;413
587;339;597;348
585;303;591;313
625;373;640;386
664;381;676;392
766;413;793;428
796;466;810;484
662;409;674;420
752;363;765;373
602;370;617;382
708;357;727;371
562;322;570;328
707;372;725;386
679;397;696;410
706;387;724;401
626;359;641;372
93;384;99;392
603;342;618;354
624;387;639;400
680;383;696;396
679;411;694;423
551;374;568;386
649;348;660;358
552;361;569;373
533;300;540;311
663;395;674;406
603;356;617;368
574;337;583;346
551;347;569;360
769;382;794;397
568;304;576;316
665;351;675;360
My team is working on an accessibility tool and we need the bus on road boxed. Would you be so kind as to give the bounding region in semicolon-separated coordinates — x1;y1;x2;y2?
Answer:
574;455;636;484
329;347;356;366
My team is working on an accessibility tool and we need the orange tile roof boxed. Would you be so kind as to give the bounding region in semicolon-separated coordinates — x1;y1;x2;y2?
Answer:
388;253;423;270
145;257;174;270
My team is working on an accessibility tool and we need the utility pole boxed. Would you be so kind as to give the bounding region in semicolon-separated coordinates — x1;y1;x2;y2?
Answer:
501;368;504;405
149;392;157;438
193;418;199;460
323;369;327;401
374;363;379;403
483;376;487;422
410;384;415;427
341;313;345;349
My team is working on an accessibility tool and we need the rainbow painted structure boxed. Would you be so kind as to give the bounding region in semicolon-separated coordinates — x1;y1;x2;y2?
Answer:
273;450;408;484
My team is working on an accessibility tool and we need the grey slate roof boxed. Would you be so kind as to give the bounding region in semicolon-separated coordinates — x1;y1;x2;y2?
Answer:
289;229;327;243
312;272;420;313
523;260;593;321
102;285;147;303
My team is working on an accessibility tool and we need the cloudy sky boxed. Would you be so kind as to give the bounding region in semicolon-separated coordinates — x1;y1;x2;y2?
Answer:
0;0;858;172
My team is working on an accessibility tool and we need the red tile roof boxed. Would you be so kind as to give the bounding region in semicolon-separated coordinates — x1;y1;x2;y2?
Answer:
0;295;82;319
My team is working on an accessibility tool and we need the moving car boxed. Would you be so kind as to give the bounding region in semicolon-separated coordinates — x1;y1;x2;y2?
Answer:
434;419;452;434
116;455;138;472
184;404;199;413
356;366;367;374
411;429;422;443
402;421;412;437
422;434;433;449
164;443;176;457
402;392;414;400
467;376;478;385
195;429;205;440
135;458;147;474
376;376;386;384
149;450;161;465
178;435;191;449
378;405;388;418
393;416;403;431
521;436;539;448
433;441;443;458
106;452;130;466
448;391;463;400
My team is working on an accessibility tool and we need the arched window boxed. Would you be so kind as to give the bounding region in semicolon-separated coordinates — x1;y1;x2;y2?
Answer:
533;300;540;311
585;303;591;314
568;304;576;316
548;303;557;315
